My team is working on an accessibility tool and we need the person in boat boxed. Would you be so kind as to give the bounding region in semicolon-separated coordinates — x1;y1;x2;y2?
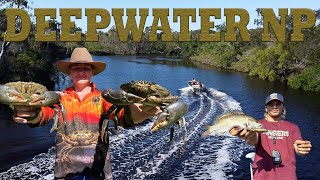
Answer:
199;82;203;88
230;93;312;180
12;47;161;179
191;78;197;85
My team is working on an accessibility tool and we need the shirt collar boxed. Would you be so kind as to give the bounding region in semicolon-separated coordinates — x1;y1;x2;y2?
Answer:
63;82;97;94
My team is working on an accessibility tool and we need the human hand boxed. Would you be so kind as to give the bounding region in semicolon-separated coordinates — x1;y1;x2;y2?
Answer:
294;140;312;156
12;105;41;124
128;103;162;124
139;104;162;116
229;126;259;146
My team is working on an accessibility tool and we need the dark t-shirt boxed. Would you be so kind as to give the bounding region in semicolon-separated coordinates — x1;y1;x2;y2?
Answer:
253;119;302;180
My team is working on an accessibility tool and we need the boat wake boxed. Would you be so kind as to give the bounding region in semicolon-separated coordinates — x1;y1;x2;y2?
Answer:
0;87;253;180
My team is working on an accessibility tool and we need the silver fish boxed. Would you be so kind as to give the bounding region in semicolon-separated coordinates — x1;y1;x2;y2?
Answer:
202;112;267;138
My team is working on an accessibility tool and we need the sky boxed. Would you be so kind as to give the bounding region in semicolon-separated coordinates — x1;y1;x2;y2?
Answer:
28;0;320;32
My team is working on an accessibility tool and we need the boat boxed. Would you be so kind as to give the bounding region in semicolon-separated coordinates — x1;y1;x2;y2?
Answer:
187;81;206;94
245;152;255;180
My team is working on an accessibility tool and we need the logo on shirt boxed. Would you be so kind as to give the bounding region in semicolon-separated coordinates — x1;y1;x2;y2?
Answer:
92;96;100;105
263;130;289;139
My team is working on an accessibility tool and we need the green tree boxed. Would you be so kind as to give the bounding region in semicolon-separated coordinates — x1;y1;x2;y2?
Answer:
191;42;237;68
1;50;55;89
247;44;289;81
288;65;320;91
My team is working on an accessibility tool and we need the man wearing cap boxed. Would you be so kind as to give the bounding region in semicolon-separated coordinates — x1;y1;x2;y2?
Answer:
230;93;312;180
13;47;161;179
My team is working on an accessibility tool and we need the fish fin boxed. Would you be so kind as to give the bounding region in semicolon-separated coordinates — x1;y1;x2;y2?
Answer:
203;124;230;137
215;111;246;124
216;111;244;120
201;124;215;138
201;131;210;139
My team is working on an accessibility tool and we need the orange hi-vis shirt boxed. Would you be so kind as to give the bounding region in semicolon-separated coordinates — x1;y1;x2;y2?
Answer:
38;83;127;179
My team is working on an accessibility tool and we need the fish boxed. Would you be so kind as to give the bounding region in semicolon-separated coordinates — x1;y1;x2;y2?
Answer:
201;112;267;138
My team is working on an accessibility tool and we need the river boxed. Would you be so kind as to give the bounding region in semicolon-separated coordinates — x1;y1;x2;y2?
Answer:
0;55;319;179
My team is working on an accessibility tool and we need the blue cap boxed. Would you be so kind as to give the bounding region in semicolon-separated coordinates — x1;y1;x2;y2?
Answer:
265;93;284;105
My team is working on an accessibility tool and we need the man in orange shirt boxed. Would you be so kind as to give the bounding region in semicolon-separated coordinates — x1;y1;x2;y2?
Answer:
13;48;161;179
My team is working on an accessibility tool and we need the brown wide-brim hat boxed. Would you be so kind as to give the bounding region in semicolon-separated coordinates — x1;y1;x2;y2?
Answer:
56;47;106;75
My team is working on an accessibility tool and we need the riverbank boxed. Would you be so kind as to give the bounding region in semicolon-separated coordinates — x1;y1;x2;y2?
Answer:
189;42;320;93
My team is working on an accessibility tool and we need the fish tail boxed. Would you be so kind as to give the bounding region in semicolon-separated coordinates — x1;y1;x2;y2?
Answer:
201;131;210;139
201;125;217;138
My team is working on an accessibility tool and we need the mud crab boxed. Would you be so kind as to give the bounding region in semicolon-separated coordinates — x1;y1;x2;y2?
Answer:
0;81;59;107
102;80;189;144
102;80;179;107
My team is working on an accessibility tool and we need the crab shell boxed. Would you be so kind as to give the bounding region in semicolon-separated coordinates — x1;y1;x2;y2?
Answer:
0;81;59;107
120;80;172;98
102;80;179;106
120;80;179;106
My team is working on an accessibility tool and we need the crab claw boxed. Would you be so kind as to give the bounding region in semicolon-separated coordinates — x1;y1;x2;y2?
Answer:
29;91;60;107
151;101;188;132
0;85;27;105
102;89;145;105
